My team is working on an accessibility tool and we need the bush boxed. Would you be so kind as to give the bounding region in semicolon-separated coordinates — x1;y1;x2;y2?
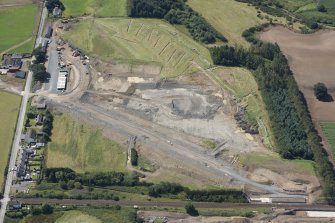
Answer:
314;82;328;100
74;182;83;190
185;203;199;216
41;204;53;215
59;181;68;190
148;182;184;197
131;148;138;166
31;207;42;215
317;4;327;12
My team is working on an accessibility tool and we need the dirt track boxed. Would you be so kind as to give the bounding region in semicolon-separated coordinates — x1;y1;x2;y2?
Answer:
260;26;335;122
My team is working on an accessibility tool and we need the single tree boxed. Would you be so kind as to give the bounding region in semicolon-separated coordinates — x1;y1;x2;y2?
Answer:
32;46;47;64
41;204;54;215
314;82;328;100
29;64;46;82
317;4;327;12
185;203;199;216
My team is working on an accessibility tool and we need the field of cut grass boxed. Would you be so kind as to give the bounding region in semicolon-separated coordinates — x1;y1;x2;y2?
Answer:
7;207;137;223
56;211;100;223
62;0;128;17
320;122;335;159
0;4;37;54
46;113;127;173
64;18;212;78
213;67;274;147
0;91;21;189
188;0;261;47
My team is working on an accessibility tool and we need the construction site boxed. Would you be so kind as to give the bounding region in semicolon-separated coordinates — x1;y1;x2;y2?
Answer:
24;18;324;206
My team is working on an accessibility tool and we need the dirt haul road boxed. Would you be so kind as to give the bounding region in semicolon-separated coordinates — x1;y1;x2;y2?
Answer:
46;96;305;198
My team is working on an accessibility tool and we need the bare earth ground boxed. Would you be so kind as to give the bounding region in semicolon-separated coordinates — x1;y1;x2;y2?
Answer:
260;26;335;122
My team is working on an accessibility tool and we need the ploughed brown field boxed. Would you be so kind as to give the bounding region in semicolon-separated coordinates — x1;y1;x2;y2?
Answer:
260;26;335;122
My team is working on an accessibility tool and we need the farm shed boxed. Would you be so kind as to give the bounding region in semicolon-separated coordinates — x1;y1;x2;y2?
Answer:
45;26;53;38
1;54;23;71
15;71;26;79
42;39;49;52
57;69;68;90
8;200;22;210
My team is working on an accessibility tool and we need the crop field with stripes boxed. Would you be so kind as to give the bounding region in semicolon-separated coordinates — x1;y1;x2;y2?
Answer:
64;18;213;78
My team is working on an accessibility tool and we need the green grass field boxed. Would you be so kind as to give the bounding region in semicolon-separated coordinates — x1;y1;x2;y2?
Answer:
46;113;127;173
188;0;261;47
284;0;335;25
320;122;335;159
62;0;128;17
240;152;316;175
0;91;21;189
187;0;306;46
0;4;37;54
64;18;212;78
7;207;137;223
56;211;100;223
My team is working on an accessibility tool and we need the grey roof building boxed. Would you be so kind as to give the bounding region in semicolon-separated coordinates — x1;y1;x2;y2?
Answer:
15;71;26;79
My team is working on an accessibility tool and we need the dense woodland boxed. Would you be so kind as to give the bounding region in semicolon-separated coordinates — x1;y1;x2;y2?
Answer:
211;25;335;203
130;0;227;43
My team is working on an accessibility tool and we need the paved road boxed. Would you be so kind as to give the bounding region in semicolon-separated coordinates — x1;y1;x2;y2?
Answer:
47;99;306;198
16;198;335;211
44;45;59;94
0;4;48;223
45;40;61;94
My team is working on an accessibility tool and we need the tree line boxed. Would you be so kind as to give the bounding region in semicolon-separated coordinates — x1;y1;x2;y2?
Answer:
41;168;246;202
29;46;47;83
210;25;335;204
130;0;226;44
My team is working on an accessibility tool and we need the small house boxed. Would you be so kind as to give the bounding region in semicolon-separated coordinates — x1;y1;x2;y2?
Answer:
53;6;62;17
25;130;37;145
8;200;22;210
15;71;26;79
35;114;43;125
36;143;45;148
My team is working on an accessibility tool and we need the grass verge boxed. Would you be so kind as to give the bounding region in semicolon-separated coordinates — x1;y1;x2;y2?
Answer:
0;91;21;190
